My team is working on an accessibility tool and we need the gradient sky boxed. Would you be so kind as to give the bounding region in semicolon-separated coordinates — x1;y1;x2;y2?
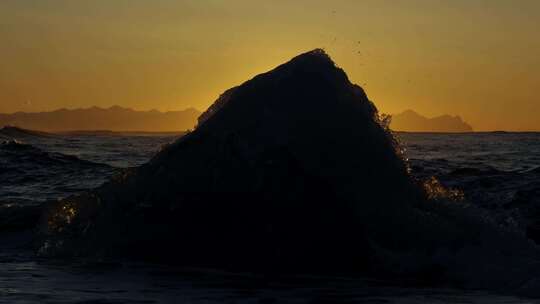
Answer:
1;0;539;131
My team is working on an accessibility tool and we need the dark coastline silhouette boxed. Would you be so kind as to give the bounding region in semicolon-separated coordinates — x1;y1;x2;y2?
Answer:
0;125;58;139
37;50;540;296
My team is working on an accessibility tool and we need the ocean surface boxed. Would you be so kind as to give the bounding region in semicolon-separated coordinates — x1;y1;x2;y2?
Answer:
1;128;539;303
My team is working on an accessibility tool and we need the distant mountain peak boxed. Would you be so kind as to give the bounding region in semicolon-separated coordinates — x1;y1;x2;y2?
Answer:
401;109;420;116
391;110;473;132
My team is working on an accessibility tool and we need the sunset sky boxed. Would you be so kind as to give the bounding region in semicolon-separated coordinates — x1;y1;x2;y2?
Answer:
1;1;539;131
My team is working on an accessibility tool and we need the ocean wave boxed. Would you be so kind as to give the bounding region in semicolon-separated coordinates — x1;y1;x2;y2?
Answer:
0;139;110;168
0;140;116;204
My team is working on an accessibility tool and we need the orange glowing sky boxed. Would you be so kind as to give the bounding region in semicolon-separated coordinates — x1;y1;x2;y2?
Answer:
1;1;539;131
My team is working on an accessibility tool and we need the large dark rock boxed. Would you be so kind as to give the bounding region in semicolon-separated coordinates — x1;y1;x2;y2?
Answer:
38;50;540;293
40;49;421;270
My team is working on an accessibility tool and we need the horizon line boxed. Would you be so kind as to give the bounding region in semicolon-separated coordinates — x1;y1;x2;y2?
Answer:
2;125;539;134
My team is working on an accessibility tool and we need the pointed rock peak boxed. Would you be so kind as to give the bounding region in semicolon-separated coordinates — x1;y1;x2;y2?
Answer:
197;49;355;127
272;48;340;75
288;48;334;64
401;109;421;117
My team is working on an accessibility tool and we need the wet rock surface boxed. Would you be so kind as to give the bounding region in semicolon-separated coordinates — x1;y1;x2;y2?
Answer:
40;50;419;272
30;50;540;297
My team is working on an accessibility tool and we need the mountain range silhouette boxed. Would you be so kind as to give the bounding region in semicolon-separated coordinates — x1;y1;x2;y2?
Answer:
391;110;473;132
0;106;200;132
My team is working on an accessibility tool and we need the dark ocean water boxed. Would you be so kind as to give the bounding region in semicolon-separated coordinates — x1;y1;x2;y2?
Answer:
399;132;540;173
1;129;539;303
0;131;178;206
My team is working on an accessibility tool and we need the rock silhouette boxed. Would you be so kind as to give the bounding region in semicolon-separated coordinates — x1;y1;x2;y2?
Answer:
39;50;540;293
